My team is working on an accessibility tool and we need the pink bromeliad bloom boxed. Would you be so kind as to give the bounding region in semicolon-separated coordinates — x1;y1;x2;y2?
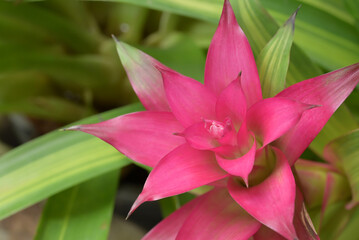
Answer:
69;0;359;239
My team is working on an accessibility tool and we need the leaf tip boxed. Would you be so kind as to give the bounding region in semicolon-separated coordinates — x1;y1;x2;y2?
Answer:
285;5;301;31
60;125;82;131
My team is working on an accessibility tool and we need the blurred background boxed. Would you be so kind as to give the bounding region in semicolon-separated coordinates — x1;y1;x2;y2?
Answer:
0;0;358;239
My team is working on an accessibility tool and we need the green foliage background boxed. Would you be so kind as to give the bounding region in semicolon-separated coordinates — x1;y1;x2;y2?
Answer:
0;0;358;239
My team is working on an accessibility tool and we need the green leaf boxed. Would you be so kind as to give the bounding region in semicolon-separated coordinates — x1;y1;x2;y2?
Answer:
139;33;206;82
0;97;94;123
257;8;297;97
103;0;221;23
35;170;120;240
309;201;352;240
0;43;117;89
0;1;101;53
295;159;350;209
0;103;143;220
337;204;359;240
298;0;355;25
109;0;359;70
232;0;357;159
324;129;359;208
259;0;359;70
345;0;359;31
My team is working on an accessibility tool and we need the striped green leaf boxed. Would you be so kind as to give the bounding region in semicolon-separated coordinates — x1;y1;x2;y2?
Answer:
108;0;359;71
232;0;357;158
324;129;359;208
298;0;355;25
0;103;143;220
257;8;297;97
0;43;117;89
345;0;359;31
35;170;120;240
259;0;359;70
101;0;221;23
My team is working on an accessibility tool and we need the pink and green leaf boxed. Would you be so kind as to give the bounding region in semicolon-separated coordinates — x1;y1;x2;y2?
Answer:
324;129;359;208
115;40;171;111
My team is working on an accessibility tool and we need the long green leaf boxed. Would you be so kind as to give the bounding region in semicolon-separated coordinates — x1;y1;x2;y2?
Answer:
298;0;355;25
0;43;117;89
102;0;221;23
0;97;93;123
35;170;120;240
257;8;297;97
0;103;143;220
0;1;101;53
260;0;359;70
324;129;359;208
109;0;359;71
345;0;359;31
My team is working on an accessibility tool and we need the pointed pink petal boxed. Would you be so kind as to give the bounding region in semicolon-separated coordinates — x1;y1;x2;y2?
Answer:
275;63;359;165
228;147;297;239
129;144;227;214
246;97;314;147
215;77;247;127
204;0;261;107
177;188;261;240
142;195;202;240
254;190;320;240
216;140;256;186
69;111;184;167
115;41;171;111
160;68;217;127
237;120;253;150
182;122;219;150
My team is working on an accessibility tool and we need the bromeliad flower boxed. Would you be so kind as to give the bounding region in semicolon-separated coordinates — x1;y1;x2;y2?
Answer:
67;0;359;239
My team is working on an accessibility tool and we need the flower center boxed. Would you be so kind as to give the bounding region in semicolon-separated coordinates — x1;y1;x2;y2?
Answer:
204;119;231;139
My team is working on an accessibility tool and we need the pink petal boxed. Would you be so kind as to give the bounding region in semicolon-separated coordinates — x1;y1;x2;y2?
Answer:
254;190;320;240
215;76;247;127
204;0;262;107
246;97;314;147
237;120;253;150
216;140;256;187
115;40;171;111
159;67;217;127
228;147;297;239
275;63;359;165
182;122;216;150
176;188;261;240
143;195;202;240
67;111;185;167
183;120;236;150
129;144;227;215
